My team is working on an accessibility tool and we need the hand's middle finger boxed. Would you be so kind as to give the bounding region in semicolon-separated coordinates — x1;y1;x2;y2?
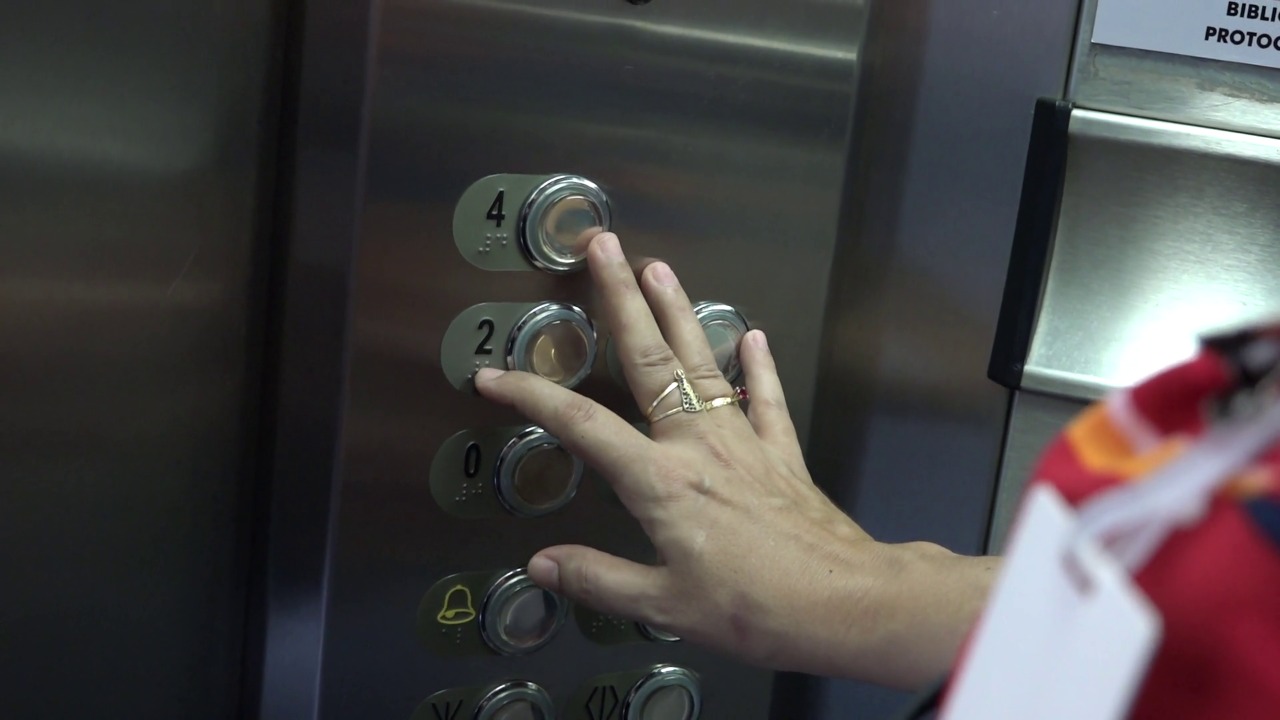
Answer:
588;233;684;412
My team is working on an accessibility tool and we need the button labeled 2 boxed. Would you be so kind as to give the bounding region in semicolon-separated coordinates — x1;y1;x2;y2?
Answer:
441;301;597;391
455;173;612;273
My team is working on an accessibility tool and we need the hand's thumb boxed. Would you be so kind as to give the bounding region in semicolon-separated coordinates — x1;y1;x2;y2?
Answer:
529;545;667;622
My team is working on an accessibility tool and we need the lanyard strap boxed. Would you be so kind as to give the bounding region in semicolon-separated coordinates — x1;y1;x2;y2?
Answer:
1073;392;1280;573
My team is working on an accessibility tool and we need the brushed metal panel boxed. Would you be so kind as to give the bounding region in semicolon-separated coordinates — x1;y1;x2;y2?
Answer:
804;0;1080;715
1071;0;1280;138
0;1;278;718
324;1;864;718
986;392;1087;553
1024;109;1280;400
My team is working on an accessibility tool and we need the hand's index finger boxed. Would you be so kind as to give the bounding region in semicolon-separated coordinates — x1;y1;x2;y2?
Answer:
475;368;655;495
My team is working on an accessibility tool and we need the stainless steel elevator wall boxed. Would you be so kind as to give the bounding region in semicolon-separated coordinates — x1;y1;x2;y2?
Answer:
322;1;866;717
0;2;279;717
989;0;1280;549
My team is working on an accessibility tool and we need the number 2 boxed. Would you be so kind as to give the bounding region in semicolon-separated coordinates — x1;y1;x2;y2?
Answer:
475;318;496;355
486;190;506;228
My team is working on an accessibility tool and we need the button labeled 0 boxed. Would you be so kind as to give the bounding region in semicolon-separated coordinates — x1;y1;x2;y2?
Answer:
430;425;585;519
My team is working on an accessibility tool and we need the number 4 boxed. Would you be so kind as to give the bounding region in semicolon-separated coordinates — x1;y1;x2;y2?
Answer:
486;190;506;228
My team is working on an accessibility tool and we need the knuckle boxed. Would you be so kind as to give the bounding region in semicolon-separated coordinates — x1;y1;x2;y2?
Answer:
560;396;600;428
701;438;737;470
570;559;599;602
632;341;678;373
683;361;730;389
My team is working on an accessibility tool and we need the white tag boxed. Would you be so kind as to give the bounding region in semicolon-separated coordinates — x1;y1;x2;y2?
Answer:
939;486;1162;720
1093;0;1280;72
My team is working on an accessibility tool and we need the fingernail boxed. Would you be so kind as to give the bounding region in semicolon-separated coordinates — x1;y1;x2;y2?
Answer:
650;262;678;287
752;330;769;350
595;233;623;259
475;368;506;383
528;555;560;590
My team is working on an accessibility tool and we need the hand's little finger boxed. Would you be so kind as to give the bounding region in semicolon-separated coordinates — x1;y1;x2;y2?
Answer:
529;546;670;623
739;331;801;452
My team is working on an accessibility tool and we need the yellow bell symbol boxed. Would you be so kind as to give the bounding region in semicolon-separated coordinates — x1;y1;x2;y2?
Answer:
436;584;477;625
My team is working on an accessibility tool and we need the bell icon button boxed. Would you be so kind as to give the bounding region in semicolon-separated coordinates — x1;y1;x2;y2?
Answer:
436;584;478;625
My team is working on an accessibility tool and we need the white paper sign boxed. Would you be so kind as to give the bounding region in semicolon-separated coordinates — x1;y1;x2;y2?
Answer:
1094;0;1280;71
939;486;1162;720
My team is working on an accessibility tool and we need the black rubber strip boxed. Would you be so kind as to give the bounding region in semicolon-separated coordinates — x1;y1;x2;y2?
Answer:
987;97;1074;390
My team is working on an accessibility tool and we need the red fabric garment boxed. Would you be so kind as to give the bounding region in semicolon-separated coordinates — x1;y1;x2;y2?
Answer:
1025;325;1280;719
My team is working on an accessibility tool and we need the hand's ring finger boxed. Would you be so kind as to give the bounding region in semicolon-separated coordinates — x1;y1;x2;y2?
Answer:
644;369;748;425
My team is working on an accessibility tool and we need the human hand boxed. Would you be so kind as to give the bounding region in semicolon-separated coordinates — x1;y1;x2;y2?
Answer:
475;232;995;689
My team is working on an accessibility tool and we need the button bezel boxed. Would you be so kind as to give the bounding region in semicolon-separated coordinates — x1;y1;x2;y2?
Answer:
480;569;570;656
494;426;584;518
622;665;702;720
692;302;750;383
518;174;612;273
473;680;555;720
505;302;597;388
636;623;681;643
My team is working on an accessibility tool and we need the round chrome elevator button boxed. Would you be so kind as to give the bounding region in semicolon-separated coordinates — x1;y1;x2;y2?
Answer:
693;302;749;383
507;302;597;388
473;681;555;720
481;570;569;656
495;426;584;518
519;175;611;273
623;666;701;720
637;623;681;643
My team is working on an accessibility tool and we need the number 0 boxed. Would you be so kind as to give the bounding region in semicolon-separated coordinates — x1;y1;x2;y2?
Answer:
486;191;506;228
463;443;481;478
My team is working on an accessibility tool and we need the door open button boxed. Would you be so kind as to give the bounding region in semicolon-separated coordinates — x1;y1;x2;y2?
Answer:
481;570;569;656
507;302;596;388
495;426;584;518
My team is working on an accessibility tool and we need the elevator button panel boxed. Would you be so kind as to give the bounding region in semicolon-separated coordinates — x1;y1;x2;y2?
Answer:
455;174;612;273
431;425;584;519
607;301;750;386
442;302;597;391
413;681;554;720
576;606;682;646
417;569;569;657
568;666;702;720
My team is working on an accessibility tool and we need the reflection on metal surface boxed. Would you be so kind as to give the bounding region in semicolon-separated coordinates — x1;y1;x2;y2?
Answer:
495;426;584;518
1070;0;1280;139
0;2;275;718
1023;109;1280;400
519;175;611;273
508;303;596;388
623;666;701;720
480;570;569;656
475;681;555;720
987;392;1087;552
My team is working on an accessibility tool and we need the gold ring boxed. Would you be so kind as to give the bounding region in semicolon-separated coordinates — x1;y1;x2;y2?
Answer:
646;369;703;424
645;370;749;424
